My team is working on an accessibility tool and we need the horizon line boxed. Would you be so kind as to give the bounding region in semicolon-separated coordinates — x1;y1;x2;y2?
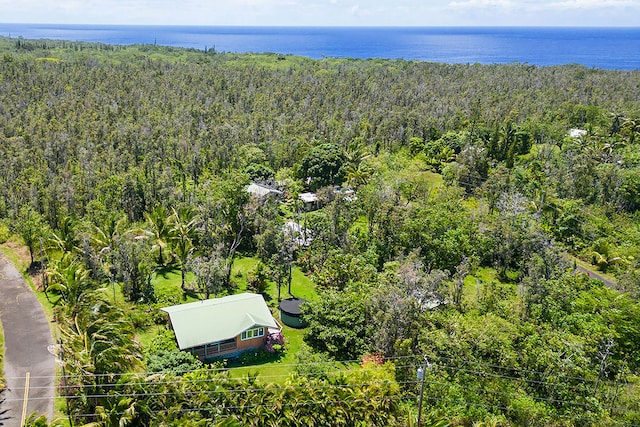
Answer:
2;22;640;29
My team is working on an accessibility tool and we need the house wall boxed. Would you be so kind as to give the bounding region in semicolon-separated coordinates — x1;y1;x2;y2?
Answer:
236;334;267;352
188;334;267;361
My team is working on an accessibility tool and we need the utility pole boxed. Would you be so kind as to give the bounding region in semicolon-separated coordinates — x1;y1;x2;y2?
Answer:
59;338;74;427
416;355;431;427
39;237;50;302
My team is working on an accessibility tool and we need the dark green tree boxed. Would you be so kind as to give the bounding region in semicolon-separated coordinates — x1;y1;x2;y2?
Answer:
14;205;48;266
299;143;345;191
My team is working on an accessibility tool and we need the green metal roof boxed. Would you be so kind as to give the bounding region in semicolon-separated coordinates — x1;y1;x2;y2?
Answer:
161;293;278;350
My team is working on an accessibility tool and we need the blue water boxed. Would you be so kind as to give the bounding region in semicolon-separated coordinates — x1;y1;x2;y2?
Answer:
1;24;639;70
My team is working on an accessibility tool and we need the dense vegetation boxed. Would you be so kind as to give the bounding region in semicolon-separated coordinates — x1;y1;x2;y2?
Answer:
2;36;640;426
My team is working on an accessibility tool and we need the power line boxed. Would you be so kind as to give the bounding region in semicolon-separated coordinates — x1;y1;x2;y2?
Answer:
9;353;627;390
41;376;638;416
55;384;640;427
11;358;633;414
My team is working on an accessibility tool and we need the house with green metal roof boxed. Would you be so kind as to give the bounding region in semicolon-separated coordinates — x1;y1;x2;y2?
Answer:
161;293;281;360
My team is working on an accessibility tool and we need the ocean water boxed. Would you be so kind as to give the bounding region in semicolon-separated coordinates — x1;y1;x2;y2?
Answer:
1;24;639;70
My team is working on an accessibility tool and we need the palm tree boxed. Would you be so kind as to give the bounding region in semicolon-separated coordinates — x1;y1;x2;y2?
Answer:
84;397;150;427
344;162;373;189
59;297;143;424
145;205;173;266
47;254;94;316
170;207;196;290
85;213;128;280
49;216;80;255
88;213;127;253
343;138;370;170
622;116;640;144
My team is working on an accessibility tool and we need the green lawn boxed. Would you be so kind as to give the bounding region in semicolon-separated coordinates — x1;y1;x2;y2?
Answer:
227;256;318;381
228;325;307;382
465;266;519;305
152;267;198;304
231;255;318;304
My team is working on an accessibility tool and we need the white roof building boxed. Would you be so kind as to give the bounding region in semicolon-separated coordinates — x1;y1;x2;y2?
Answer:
569;128;587;138
298;192;318;204
246;183;283;198
161;293;279;350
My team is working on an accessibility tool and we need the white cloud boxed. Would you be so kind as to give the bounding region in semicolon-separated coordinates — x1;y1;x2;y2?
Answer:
547;0;639;9
349;3;381;16
448;0;512;9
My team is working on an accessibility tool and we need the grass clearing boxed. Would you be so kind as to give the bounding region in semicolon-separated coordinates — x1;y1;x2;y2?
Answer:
228;256;318;381
464;266;519;304
230;255;318;304
228;325;307;382
153;267;198;304
136;324;164;351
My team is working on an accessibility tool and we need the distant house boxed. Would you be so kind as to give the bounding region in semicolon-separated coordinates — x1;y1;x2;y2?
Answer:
161;293;281;360
334;187;357;202
569;128;587;138
298;192;319;211
246;182;283;199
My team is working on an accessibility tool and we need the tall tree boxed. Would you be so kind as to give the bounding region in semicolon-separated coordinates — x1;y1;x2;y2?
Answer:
14;205;48;267
112;232;154;302
145;205;173;266
47;254;94;317
170;206;196;291
58;297;143;424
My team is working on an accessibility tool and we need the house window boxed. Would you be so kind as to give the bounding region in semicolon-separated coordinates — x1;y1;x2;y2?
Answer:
241;327;264;340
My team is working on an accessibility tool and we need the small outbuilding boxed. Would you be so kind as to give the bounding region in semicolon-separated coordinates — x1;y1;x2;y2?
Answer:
298;192;319;211
246;182;283;199
279;297;308;328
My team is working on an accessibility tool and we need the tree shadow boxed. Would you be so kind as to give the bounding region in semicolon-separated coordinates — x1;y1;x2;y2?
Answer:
223;349;285;368
181;288;200;301
26;260;43;275
154;265;179;279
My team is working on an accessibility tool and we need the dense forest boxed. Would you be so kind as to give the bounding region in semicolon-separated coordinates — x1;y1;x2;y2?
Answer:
2;36;640;426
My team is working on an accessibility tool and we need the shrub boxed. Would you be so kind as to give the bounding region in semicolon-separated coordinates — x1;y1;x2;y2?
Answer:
0;220;10;243
146;349;203;374
247;262;269;294
265;331;285;353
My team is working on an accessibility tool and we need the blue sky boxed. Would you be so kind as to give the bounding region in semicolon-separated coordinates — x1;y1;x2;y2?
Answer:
1;0;639;26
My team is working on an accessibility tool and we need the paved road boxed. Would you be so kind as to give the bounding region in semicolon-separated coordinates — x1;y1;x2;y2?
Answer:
0;254;54;426
575;264;616;288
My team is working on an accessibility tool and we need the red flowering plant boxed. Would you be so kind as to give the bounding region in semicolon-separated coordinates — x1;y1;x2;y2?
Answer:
265;331;285;353
361;353;384;367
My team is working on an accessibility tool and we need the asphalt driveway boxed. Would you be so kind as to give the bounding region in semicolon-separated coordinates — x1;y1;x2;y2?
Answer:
0;254;54;426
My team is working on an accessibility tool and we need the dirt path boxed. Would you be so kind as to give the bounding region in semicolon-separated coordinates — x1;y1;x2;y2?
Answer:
0;254;55;426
